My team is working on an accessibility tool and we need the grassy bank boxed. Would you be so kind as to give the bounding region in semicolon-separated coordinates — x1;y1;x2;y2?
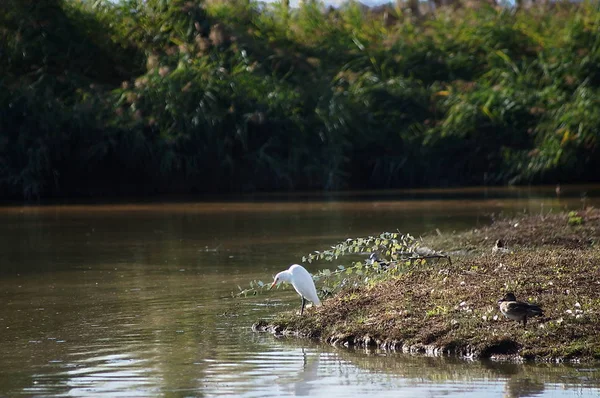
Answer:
2;1;600;199
253;209;600;362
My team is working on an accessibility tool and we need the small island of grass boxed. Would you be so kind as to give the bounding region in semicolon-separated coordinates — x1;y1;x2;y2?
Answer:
253;209;600;362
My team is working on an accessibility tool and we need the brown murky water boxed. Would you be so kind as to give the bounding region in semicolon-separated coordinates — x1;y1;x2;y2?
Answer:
1;186;599;397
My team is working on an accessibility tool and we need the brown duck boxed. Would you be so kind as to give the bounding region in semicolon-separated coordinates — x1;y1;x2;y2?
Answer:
498;292;544;327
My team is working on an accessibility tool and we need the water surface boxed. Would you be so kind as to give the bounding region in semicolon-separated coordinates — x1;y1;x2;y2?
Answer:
1;186;599;397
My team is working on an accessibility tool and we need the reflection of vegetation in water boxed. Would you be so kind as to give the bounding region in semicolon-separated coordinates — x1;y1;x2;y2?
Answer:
3;1;600;199
504;376;545;398
264;337;600;397
342;347;600;397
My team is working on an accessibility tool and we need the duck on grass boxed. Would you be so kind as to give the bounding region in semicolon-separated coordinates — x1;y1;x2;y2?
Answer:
498;293;544;327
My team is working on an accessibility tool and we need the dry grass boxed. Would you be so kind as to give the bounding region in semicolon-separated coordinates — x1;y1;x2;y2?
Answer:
428;208;600;252
254;209;600;361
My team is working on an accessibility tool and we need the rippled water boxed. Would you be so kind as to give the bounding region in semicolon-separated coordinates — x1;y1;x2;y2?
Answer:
1;186;599;397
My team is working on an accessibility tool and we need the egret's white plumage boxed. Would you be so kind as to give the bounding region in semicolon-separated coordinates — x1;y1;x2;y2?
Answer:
270;264;321;315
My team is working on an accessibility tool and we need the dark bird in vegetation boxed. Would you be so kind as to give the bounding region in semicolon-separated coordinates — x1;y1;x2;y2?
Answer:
368;251;390;270
492;239;511;254
498;292;544;327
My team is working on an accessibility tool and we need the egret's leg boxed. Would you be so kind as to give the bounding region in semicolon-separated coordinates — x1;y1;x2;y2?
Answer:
300;297;306;315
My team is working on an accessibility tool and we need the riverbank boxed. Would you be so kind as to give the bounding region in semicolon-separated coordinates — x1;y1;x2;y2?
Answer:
253;209;600;362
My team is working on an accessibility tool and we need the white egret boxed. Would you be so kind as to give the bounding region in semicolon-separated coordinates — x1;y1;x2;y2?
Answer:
270;264;321;315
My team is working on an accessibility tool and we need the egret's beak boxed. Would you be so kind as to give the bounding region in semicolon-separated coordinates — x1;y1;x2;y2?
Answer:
269;280;277;290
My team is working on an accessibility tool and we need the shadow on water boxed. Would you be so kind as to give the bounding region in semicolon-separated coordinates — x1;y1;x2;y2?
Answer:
0;185;599;397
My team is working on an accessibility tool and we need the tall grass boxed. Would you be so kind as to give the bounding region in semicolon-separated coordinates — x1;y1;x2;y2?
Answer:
1;0;600;199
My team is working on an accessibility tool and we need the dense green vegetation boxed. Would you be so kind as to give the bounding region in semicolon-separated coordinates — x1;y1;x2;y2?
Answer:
2;0;600;199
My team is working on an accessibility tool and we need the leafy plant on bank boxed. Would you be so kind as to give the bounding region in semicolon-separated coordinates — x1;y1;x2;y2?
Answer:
235;232;448;298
